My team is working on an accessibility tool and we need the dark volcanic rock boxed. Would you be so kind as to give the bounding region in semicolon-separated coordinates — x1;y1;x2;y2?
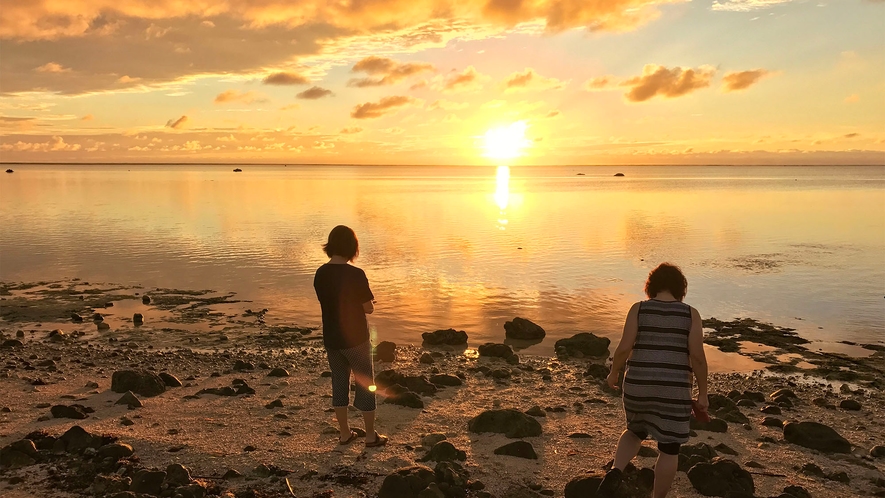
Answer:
49;329;67;342
375;341;397;362
691;417;728;433
419;352;434;364
115;391;143;408
839;399;861;411
51;404;90;419
378;465;436;498
197;386;237;396
233;359;254;371
564;476;603;498
132;313;144;325
783;421;851;453
165;464;192;486
384;385;425;409
584;363;609;380
761;417;784;428
268;368;290;377
468;409;542;438
1;339;23;348
429;374;462;387
871;445;885;458
422;328;468;346
687;458;754;497
504;317;546;340
158;372;182;387
494;441;538;459
419;441;467;462
782;485;812;498
760;405;782;415
71;313;84;323
708;393;750;424
59;426;105;452
130;469;166;495
525;406;546;417
97;443;134;459
375;370;438;396
111;370;166;397
554;333;611;357
478;343;513;358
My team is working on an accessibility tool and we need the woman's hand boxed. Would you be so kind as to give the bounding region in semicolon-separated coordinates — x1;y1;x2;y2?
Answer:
606;371;620;390
695;393;709;411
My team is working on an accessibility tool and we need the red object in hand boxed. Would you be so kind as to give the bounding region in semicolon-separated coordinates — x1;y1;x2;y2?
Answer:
691;400;711;423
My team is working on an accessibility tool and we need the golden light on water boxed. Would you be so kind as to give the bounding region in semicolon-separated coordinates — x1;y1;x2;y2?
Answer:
483;121;530;160
495;166;510;211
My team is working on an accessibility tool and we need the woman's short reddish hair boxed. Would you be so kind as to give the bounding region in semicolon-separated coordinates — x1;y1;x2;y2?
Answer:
323;225;359;261
644;263;688;301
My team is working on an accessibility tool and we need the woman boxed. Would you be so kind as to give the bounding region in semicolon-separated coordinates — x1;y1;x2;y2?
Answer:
313;225;387;448
598;263;708;498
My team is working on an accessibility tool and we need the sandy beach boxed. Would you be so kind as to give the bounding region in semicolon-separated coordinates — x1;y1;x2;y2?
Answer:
1;281;884;498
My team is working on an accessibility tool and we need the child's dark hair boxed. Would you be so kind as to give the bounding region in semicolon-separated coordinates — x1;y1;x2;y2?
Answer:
323;225;359;261
644;263;688;301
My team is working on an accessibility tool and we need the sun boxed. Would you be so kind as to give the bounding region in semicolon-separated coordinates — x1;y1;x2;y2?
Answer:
483;121;530;160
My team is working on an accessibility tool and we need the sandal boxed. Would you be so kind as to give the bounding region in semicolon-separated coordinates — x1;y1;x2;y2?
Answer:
338;430;358;445
365;431;388;448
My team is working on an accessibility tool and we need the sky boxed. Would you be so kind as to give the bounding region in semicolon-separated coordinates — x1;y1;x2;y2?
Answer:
0;0;883;165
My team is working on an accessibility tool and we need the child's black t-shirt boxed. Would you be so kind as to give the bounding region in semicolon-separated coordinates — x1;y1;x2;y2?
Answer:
313;263;374;350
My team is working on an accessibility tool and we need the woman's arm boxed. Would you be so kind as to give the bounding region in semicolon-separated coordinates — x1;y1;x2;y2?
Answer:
688;306;708;408
606;302;640;389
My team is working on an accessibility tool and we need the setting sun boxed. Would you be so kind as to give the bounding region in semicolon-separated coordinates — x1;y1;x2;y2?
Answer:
483;121;530;161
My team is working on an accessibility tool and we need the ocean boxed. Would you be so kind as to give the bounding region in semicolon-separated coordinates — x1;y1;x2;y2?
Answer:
1;164;883;361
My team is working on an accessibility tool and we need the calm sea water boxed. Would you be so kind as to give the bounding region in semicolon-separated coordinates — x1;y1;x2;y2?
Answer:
1;164;883;359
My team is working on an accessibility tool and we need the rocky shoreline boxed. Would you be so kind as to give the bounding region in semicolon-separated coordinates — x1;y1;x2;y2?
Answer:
1;280;884;497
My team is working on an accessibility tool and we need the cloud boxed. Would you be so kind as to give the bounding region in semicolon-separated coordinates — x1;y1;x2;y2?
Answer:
348;56;435;87
166;115;188;129
721;69;770;92
429;99;470;111
213;90;267;104
263;71;310;85
0;135;80;152
844;94;859;103
844;133;859;138
296;86;333;99
279;103;300;110
711;0;793;11
501;68;565;93
313;140;335;149
35;62;70;73
621;64;716;102
81;114;94;121
439;66;488;93
584;75;618;91
340;126;363;134
351;96;419;119
545;110;561;118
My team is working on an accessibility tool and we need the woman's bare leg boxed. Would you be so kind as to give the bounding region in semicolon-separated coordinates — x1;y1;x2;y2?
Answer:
653;453;678;498
613;429;642;470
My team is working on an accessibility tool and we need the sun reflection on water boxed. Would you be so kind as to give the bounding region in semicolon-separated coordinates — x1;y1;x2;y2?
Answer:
495;165;510;229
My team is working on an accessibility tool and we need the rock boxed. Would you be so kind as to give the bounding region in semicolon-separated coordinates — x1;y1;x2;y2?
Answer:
111;370;166;397
771;388;797;399
564;476;603;498
583;363;609;380
687;458;754;497
871;445;885;458
614;172;625;177
268;368;290;377
92;475;131;495
422;433;447;447
501;486;544;498
504;317;546;340
826;471;849;483
158;372;182;387
48;329;66;342
419;441;466;462
422;329;468;346
2;339;24;348
761;405;782;415
130;469;166;495
142;295;152;305
59;426;101;452
468;409;543;438
568;432;592;439
709;393;750;424
97;322;110;330
132;313;144;325
176;483;206;498
375;370;438;395
233;359;254;371
691;417;728;433
222;469;242;480
478;343;513;358
378;465;436;498
554;333;611;357
783;421;851;453
782;485;812;498
384;385;425;408
417;483;446;498
761;417;784;428
839;399;861;411
197;386;237;396
800;463;825;477
429;374;462;386
166;463;191;486
7;440;38;458
51;404;89;419
0;447;35;468
120;417;134;426
115;391;143;408
265;399;284;409
15;330;24;338
525;406;546;417
93;313;104;322
375;341;397;362
494;441;538;459
97;443;134;459
419;352;434;364
5;169;13;173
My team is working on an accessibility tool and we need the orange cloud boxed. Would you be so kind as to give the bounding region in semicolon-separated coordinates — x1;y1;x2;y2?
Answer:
621;64;716;102
214;90;266;104
296;86;333;99
584;75;618;91
348;56;434;87
501;68;565;93
440;66;487;93
340;126;363;134
263;72;310;85
844;94;860;103
35;62;70;73
165;115;188;129
351;96;419;119
721;69;770;92
81;114;94;121
428;99;469;111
